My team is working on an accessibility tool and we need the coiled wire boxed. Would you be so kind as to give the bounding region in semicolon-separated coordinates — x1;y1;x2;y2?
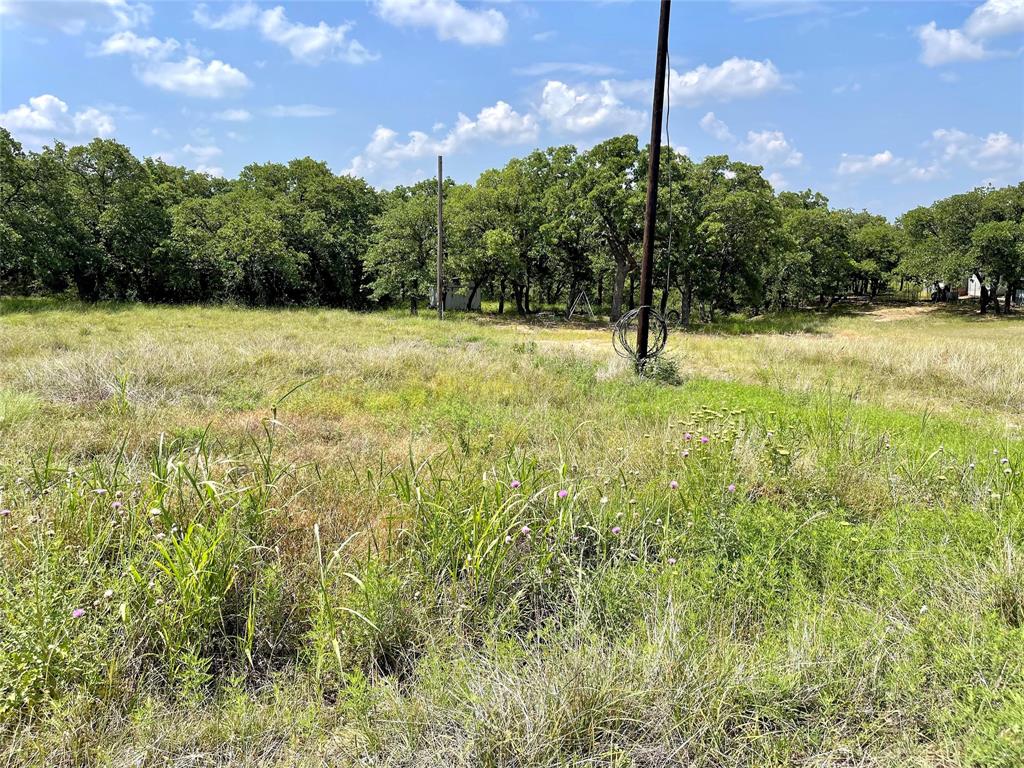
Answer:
612;306;669;364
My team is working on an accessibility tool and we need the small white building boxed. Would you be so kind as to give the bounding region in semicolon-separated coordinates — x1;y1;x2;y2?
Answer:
429;284;481;311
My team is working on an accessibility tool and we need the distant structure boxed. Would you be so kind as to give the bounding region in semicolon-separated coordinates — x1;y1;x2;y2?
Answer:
429;280;481;311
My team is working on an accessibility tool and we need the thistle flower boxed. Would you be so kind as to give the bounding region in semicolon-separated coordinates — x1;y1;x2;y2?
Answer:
557;489;568;499
611;526;621;535
700;436;709;444
727;484;736;493
669;480;679;490
0;509;10;517
667;557;677;565
111;501;123;511
521;525;531;536
93;488;107;496
684;432;692;441
682;449;689;458
510;479;521;489
71;608;85;619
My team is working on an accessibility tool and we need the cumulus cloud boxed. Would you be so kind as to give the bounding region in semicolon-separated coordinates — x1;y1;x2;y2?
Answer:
538;80;643;135
183;143;223;163
97;30;178;58
373;0;507;45
699;111;734;142
916;0;1024;66
618;57;784;105
0;0;151;35
194;3;376;65
837;149;897;175
98;31;250;98
0;94;116;145
138;57;250;98
346;100;536;178
742;129;803;166
930;127;1024;171
916;22;987;66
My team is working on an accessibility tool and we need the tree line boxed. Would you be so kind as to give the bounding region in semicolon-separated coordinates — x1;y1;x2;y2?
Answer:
2;127;1021;318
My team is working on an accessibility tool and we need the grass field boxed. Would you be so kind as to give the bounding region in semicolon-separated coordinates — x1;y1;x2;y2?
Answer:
1;298;1022;767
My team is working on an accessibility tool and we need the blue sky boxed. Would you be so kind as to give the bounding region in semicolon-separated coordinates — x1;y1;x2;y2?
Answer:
2;0;1022;218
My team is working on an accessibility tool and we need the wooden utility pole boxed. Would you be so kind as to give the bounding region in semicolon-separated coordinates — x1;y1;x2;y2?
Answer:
437;155;444;320
635;0;671;361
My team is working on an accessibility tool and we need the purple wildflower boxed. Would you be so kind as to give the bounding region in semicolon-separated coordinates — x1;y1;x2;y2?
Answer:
557;489;568;499
611;526;621;535
510;479;521;489
521;525;531;536
684;432;692;441
71;608;85;619
669;480;679;490
0;509;10;517
667;557;677;565
111;501;123;511
727;484;736;493
700;436;709;444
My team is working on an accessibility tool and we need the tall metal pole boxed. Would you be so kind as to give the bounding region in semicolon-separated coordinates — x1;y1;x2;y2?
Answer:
635;0;671;362
437;154;444;320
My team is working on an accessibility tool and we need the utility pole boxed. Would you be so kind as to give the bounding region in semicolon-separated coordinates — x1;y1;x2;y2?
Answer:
437;155;444;320
635;0;671;362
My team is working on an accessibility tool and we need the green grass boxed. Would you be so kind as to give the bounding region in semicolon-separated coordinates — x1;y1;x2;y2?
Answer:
1;298;1022;766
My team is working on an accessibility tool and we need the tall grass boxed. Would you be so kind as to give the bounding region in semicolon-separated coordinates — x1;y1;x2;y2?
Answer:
1;299;1022;766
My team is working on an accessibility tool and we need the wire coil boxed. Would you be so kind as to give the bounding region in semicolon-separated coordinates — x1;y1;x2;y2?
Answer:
612;306;669;364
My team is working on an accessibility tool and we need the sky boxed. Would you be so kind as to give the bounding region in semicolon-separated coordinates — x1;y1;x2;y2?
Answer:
1;0;1022;219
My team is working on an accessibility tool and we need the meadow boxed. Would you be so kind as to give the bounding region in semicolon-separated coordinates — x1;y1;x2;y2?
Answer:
1;298;1022;767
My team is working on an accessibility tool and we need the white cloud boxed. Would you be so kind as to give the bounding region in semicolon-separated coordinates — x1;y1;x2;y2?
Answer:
267;104;337;118
699;111;734;142
766;171;788;190
183;143;223;163
930;128;1024;171
963;0;1024;40
0;94;68;132
514;62;620;77
0;0;151;35
346;100;536;178
196;165;225;177
138;57;250;98
674;58;784;103
742;129;803;166
0;94;117;144
374;0;507;46
97;30;178;58
192;2;259;30
837;149;897;175
538;80;643;134
72;107;116;137
214;109;252;122
916;0;1024;67
194;2;376;64
97;30;250;98
916;22;987;66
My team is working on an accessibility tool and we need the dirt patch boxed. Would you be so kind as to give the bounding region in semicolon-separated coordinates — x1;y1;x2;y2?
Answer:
865;305;939;322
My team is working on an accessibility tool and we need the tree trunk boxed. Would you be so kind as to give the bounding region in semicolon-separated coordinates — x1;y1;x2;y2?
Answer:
466;282;480;311
628;271;636;310
1007;281;1017;312
659;285;669;314
976;271;989;314
513;284;525;316
410;296;418;315
611;258;626;321
498;280;506;315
